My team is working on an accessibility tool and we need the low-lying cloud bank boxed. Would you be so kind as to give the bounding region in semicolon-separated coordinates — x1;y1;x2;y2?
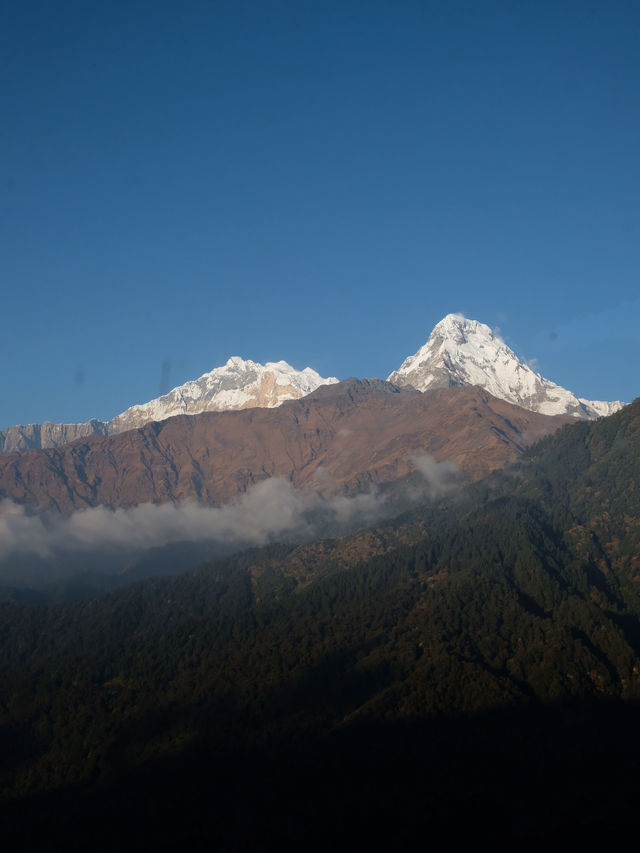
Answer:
0;480;376;561
0;454;461;579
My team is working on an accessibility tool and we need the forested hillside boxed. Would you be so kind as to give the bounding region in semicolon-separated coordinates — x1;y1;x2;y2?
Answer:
2;400;640;849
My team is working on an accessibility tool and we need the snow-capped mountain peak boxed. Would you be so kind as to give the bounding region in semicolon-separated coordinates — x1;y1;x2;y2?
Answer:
109;357;339;432
388;314;624;419
0;356;339;452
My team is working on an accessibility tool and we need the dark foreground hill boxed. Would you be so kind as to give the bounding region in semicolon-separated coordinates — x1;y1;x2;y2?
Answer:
1;399;639;849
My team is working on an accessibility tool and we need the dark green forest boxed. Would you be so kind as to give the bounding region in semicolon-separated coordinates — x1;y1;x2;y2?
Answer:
2;400;640;850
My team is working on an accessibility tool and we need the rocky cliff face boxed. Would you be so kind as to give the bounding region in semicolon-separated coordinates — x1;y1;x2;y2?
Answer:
388;314;625;419
0;420;110;453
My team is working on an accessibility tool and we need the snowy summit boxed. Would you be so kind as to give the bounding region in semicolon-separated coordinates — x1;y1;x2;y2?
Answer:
0;358;339;453
110;357;340;432
388;314;624;419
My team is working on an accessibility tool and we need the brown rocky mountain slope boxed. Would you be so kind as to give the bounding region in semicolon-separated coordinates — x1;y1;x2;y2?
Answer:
0;380;573;514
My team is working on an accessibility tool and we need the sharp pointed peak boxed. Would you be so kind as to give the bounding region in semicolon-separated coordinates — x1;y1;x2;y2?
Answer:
389;314;625;420
431;313;501;341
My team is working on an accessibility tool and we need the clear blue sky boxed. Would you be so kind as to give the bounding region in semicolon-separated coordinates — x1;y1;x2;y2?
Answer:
2;0;639;428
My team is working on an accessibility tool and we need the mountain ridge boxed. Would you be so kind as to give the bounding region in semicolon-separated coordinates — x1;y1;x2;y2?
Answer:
0;382;572;515
1;313;626;453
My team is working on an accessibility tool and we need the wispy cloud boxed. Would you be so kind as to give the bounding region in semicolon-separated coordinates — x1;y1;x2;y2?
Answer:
0;456;463;579
0;481;314;561
409;452;462;496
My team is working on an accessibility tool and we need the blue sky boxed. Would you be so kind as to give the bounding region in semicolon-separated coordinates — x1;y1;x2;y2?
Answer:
2;0;639;428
